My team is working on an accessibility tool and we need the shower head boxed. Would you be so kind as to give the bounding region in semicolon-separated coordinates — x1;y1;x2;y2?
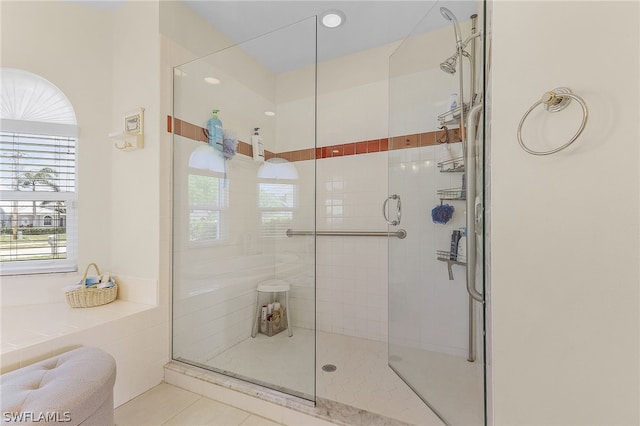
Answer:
440;53;458;74
439;6;456;21
440;7;463;47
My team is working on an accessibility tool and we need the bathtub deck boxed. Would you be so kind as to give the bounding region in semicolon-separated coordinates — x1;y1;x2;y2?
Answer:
1;300;154;371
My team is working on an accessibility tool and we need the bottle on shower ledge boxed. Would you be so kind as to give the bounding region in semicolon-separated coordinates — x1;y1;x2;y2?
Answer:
251;127;265;162
457;227;467;262
207;109;223;151
449;93;459;112
450;229;462;261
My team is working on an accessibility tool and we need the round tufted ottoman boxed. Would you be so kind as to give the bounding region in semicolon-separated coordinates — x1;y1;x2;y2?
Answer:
1;347;116;425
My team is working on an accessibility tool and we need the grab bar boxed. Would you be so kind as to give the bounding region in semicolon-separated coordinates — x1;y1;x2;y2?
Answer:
466;103;484;303
286;229;407;239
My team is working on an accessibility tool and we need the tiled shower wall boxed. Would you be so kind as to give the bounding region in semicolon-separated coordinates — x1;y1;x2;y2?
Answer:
171;19;473;355
316;152;389;341
172;117;469;353
314;141;471;354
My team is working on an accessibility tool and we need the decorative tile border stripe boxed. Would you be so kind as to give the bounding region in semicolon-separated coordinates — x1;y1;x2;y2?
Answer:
265;148;311;162
172;117;206;143
169;115;461;162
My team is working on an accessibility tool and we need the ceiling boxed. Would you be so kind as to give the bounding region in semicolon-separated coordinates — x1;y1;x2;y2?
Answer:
183;1;479;73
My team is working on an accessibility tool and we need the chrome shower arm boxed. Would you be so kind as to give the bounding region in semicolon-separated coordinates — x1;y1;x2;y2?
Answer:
457;43;466;142
461;31;481;50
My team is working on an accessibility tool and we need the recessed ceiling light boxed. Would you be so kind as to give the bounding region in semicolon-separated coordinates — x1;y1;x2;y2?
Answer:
264;111;276;117
321;9;345;29
204;77;220;85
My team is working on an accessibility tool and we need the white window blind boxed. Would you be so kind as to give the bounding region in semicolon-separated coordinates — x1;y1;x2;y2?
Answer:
259;182;296;238
1;68;78;275
0;131;77;273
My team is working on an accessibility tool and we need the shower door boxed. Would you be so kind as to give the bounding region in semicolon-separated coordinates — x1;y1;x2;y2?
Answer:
172;17;317;401
387;1;486;425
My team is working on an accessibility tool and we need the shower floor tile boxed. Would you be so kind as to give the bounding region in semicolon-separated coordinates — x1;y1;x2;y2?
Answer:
205;327;316;398
316;332;444;425
205;330;450;425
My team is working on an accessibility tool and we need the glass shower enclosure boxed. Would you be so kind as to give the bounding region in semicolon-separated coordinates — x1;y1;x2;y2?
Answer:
171;17;317;401
387;1;486;425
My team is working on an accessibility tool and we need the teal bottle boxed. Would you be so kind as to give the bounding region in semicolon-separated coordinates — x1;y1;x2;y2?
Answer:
207;109;223;151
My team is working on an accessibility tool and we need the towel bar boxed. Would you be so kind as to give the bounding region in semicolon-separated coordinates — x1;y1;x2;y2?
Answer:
286;229;407;239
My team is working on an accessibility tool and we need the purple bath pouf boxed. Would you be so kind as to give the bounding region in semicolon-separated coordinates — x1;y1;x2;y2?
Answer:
431;204;455;224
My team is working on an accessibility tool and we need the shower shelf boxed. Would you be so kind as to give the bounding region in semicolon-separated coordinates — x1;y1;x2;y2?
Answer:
438;102;469;126
437;157;465;173
437;187;466;201
437;250;466;281
437;250;466;264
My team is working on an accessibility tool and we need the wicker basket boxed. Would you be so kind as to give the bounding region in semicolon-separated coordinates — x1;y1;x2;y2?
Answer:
260;307;288;337
66;263;118;308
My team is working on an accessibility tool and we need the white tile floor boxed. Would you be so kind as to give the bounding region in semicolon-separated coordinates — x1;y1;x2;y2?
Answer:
115;383;282;426
316;332;446;425
144;329;482;425
205;329;447;425
205;327;315;399
389;344;484;425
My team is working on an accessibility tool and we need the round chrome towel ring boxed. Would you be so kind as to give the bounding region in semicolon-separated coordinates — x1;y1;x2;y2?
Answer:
517;87;589;156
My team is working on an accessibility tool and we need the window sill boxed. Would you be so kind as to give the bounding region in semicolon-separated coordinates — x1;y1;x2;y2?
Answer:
0;259;77;276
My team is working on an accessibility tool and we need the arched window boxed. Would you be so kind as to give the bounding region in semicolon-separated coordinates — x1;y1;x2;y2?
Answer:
0;68;77;274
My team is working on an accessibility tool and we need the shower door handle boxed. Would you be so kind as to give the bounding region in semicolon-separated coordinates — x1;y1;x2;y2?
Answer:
383;194;401;226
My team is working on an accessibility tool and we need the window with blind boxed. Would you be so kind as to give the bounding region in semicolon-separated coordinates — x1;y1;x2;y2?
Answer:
259;182;296;238
0;68;78;275
188;173;226;243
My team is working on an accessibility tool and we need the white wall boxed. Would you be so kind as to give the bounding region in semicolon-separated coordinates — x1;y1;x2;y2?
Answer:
490;1;640;424
110;1;162;280
0;0;169;407
0;1;114;270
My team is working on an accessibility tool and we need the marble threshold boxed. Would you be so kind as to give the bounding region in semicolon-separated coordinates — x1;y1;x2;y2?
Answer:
165;360;413;426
